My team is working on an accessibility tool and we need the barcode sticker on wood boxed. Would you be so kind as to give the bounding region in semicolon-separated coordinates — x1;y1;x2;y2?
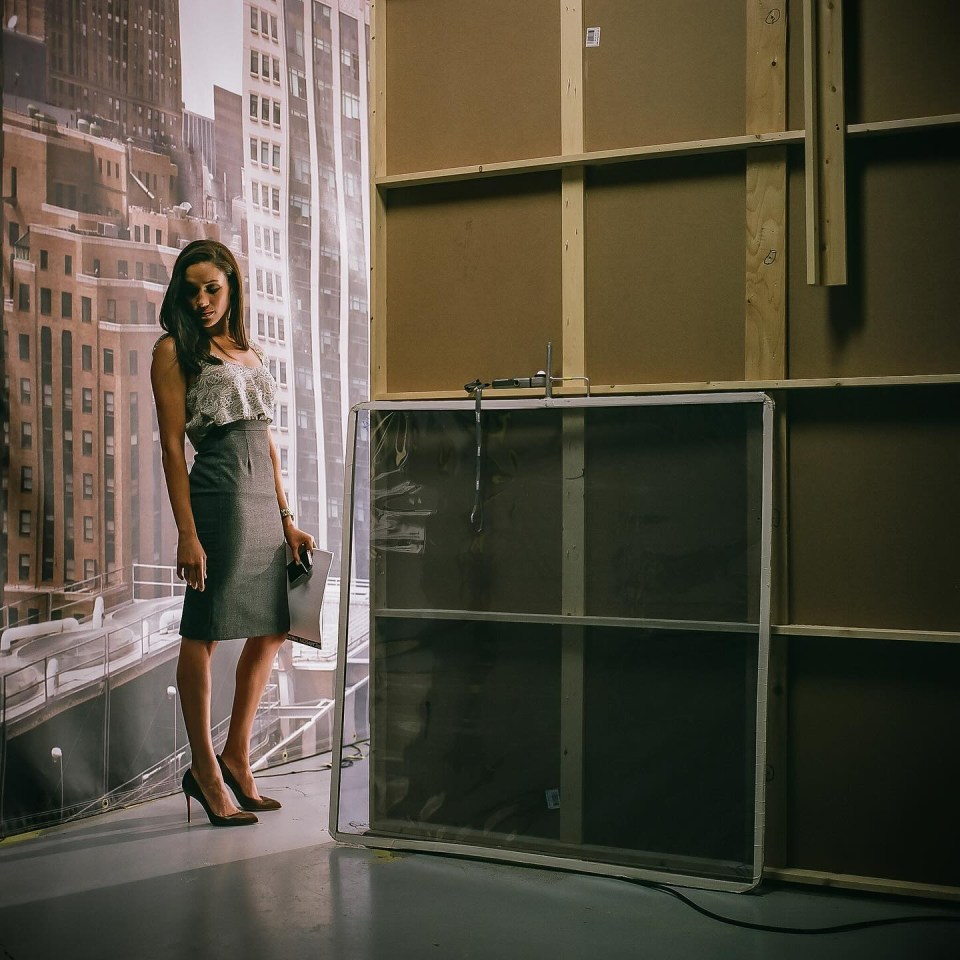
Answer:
585;26;601;48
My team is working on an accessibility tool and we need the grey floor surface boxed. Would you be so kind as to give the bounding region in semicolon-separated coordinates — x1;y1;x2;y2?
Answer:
1;757;959;960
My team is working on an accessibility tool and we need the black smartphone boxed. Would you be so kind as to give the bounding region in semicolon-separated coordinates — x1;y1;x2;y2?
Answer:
287;544;313;585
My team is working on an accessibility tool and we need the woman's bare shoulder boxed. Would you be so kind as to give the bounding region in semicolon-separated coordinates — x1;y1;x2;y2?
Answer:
153;333;175;357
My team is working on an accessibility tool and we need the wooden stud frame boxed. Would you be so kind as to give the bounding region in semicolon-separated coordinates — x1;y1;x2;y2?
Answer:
362;0;960;898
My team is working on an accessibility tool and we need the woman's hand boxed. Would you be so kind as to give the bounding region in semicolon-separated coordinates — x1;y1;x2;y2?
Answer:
284;522;316;559
177;533;208;592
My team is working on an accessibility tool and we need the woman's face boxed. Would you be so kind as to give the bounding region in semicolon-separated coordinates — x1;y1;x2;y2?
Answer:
183;261;231;331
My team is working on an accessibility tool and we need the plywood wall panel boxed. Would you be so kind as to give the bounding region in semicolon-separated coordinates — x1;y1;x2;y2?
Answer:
583;0;746;151
385;0;562;175
788;387;960;632
584;154;745;386
788;635;960;886
787;131;960;379
844;0;960;124
384;173;562;394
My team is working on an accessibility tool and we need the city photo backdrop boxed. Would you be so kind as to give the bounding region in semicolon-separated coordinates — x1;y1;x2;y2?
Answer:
0;0;371;834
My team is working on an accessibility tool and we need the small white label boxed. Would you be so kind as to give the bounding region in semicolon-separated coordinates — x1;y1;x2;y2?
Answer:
545;788;561;810
585;27;601;48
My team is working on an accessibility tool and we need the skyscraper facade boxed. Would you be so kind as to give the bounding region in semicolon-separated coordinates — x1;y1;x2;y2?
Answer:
43;0;183;150
243;0;369;570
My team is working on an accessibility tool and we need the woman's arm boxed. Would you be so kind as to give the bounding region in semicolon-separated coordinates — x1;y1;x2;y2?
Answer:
268;427;315;558
150;337;207;591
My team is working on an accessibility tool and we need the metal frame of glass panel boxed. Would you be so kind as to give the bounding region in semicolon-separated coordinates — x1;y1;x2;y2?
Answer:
331;392;774;893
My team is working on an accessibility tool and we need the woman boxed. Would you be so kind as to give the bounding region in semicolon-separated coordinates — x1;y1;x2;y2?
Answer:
151;239;314;826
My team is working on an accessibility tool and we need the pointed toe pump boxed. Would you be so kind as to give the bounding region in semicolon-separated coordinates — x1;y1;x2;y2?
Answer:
182;769;259;827
217;755;282;812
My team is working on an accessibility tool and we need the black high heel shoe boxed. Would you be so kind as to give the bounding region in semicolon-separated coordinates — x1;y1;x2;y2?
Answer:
182;769;259;827
217;755;282;812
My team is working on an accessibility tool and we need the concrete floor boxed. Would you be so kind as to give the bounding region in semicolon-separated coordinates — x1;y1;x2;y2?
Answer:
2;757;959;960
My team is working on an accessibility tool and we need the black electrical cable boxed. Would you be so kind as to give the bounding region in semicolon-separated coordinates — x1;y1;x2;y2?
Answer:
624;876;960;935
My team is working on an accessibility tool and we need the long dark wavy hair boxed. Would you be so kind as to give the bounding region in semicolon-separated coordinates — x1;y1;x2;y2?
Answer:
158;239;248;377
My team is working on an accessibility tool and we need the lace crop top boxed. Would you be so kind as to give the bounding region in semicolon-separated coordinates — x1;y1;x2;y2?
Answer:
154;337;277;448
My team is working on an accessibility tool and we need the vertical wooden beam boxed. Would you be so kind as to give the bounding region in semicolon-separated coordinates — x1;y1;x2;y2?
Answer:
746;0;788;869
370;0;388;398
803;0;847;286
560;1;585;381
559;1;586;846
745;0;787;381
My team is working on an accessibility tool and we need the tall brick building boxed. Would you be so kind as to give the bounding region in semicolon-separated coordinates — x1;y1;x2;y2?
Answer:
2;113;229;623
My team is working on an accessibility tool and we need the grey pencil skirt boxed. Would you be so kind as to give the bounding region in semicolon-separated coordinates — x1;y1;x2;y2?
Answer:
179;420;290;642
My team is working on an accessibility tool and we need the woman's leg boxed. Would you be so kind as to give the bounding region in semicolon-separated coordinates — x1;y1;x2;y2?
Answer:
220;633;286;799
177;636;240;817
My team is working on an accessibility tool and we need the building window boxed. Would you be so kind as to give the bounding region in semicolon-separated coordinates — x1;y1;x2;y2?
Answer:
250;93;258;119
103;349;114;374
279;404;288;429
20;378;31;404
19;511;31;536
279;361;287;386
82;297;92;322
343;91;361;120
257;312;266;337
272;144;280;169
19;555;30;581
129;350;139;375
84;516;94;541
82;344;93;371
18;283;29;311
104;392;115;416
272;99;281;126
250;49;258;75
82;431;94;456
40;249;48;270
21;466;33;491
62;292;73;318
21;422;32;449
267;315;276;339
277;316;285;342
40;288;52;315
65;254;73;275
271;187;280;213
83;474;94;499
250;136;257;162
84;559;96;580
118;259;128;278
82;388;93;413
19;334;30;361
261;96;270;122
